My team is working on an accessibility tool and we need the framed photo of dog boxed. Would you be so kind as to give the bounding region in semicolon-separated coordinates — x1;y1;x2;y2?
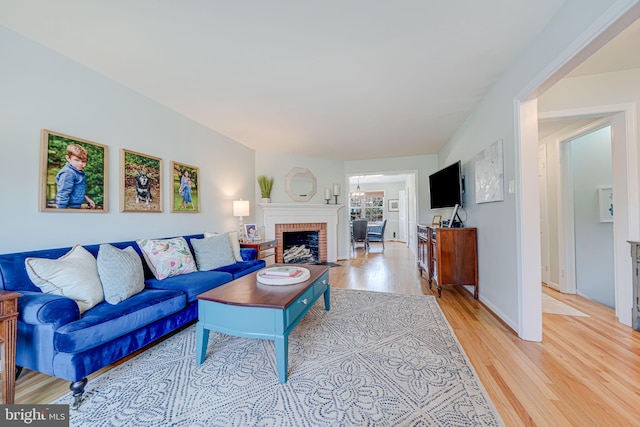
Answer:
120;149;162;212
39;129;109;212
171;161;200;213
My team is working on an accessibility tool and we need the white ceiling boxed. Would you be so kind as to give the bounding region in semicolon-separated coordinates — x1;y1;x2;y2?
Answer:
537;17;640;139
566;16;640;78
0;0;569;161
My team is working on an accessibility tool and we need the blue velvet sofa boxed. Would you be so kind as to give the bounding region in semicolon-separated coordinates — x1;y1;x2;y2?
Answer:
0;233;265;407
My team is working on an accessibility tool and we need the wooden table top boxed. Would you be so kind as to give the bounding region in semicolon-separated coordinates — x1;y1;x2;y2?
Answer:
197;264;329;309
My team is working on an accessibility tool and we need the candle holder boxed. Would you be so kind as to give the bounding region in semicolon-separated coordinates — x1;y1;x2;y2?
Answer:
333;195;338;204
325;198;331;204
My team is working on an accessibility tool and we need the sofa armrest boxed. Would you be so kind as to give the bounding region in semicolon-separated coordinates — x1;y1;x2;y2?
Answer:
240;248;258;261
18;291;80;328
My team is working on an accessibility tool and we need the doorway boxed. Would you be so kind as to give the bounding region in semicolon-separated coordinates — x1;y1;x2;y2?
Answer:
568;126;615;307
535;107;636;328
540;122;616;308
346;172;417;256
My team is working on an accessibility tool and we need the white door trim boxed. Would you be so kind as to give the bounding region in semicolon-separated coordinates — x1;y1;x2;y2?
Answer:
540;104;638;325
538;144;551;286
515;2;640;340
554;117;612;295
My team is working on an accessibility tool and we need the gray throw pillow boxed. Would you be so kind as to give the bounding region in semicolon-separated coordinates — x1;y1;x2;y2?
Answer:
190;234;236;271
97;244;145;304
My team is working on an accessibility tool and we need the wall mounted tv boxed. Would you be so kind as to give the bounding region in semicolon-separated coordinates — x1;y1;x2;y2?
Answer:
429;161;464;209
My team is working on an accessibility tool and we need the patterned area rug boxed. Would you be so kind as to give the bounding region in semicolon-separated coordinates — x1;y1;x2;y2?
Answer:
53;289;504;426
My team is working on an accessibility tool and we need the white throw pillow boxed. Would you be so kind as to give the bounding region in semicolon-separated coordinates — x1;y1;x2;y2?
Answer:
97;244;145;304
191;234;237;271
25;245;105;313
205;231;243;262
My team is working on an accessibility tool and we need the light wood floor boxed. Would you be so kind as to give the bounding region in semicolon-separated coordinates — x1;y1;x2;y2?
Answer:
15;242;640;426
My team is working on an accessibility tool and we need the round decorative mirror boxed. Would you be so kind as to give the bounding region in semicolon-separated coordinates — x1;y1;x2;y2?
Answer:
285;167;317;202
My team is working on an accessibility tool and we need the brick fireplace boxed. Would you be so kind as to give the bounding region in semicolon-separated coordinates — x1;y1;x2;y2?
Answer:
276;222;327;263
261;203;342;263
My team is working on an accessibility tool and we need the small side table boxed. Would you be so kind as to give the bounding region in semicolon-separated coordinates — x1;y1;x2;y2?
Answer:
240;239;277;261
0;290;21;404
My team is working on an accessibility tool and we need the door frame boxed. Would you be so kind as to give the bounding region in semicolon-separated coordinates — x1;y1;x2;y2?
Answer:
538;144;551;286
515;1;640;340
539;105;638;325
552;118;613;295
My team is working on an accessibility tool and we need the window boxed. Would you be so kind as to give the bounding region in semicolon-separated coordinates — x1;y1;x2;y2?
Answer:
349;191;384;222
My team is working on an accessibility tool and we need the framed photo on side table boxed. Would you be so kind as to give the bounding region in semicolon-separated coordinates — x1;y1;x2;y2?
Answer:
244;224;257;242
39;129;108;212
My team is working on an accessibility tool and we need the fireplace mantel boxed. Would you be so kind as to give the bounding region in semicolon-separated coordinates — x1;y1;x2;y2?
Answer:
259;203;343;212
260;203;343;262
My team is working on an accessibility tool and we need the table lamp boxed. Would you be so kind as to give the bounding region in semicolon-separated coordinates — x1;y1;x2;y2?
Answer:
233;199;250;240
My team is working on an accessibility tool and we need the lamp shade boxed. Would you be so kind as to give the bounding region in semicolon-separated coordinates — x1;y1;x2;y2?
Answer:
233;200;250;217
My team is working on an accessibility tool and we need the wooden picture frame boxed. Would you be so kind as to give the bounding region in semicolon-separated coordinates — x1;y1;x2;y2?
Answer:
120;149;162;212
388;199;399;211
171;161;200;212
39;129;108;212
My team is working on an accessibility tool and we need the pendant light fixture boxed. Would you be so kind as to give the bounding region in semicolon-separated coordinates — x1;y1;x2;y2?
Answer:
350;177;365;197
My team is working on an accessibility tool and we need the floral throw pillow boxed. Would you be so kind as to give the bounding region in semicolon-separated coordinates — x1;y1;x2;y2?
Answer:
136;237;197;280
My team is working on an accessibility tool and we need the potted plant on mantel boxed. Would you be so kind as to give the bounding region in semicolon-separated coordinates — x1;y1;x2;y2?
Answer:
257;175;274;203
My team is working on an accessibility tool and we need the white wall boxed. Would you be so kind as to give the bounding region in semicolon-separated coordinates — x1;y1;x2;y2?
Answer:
254;151;349;257
0;26;256;253
437;0;639;334
255;153;439;260
571;127;615;307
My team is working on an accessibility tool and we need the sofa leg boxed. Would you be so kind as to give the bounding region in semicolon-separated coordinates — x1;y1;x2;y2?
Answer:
70;378;88;409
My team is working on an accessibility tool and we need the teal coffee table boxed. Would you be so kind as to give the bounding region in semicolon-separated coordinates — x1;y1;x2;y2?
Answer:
195;264;330;383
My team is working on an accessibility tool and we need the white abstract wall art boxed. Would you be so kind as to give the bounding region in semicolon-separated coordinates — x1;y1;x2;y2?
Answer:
598;186;613;223
475;139;504;204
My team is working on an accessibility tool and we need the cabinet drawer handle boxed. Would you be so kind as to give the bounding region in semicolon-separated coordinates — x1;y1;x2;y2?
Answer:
301;298;308;305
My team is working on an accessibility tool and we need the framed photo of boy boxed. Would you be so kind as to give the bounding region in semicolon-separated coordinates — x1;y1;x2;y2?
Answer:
120;149;163;212
39;129;108;212
171;161;200;213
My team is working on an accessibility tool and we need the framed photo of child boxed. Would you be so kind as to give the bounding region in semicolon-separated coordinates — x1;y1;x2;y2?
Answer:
120;149;163;213
171;161;200;213
39;129;108;212
244;224;257;242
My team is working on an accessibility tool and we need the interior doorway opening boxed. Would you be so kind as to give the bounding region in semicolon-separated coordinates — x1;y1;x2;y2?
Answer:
539;119;616;311
346;172;417;257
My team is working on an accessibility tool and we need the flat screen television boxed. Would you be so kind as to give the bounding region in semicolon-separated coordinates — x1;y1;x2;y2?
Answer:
429;161;463;209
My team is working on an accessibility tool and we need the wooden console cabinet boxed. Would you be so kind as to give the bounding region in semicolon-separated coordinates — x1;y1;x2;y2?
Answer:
417;225;478;299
